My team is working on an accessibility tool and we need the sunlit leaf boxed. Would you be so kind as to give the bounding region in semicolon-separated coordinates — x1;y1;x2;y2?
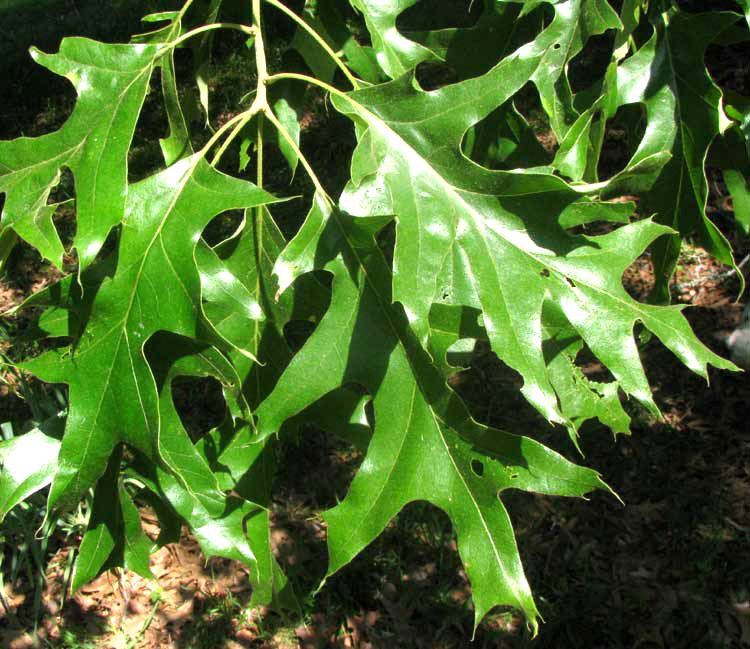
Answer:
21;157;277;513
0;39;162;269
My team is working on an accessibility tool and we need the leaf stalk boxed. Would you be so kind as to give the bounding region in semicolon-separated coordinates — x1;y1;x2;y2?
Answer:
265;71;359;108
262;0;360;90
200;110;257;159
262;106;328;199
156;22;256;55
210;0;269;168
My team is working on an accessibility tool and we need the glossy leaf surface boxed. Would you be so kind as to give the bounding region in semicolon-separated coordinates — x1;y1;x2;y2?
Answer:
1;0;745;636
21;156;276;512
0;423;62;522
263;209;609;630
333;61;734;430
0;39;161;269
640;10;740;300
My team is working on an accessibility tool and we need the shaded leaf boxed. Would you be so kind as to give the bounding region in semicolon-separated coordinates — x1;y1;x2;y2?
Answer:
715;91;750;235
639;10;740;301
118;484;157;579
132;11;196;165
258;208;610;631
71;449;122;591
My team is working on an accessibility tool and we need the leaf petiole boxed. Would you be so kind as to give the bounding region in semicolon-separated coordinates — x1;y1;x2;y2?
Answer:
265;71;368;117
208;0;270;170
262;106;329;199
201;109;258;161
176;0;195;21
262;0;361;90
209;110;260;167
156;22;257;56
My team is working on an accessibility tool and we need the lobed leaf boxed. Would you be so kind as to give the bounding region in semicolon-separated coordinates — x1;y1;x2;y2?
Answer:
0;421;62;522
0;39;162;269
638;10;741;301
3;0;746;633
21;156;277;513
259;206;610;631
332;54;735;429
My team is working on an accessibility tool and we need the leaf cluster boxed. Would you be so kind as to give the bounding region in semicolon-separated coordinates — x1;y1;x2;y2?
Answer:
1;0;748;634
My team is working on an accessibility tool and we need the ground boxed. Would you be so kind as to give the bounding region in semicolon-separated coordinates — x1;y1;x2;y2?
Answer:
2;2;750;648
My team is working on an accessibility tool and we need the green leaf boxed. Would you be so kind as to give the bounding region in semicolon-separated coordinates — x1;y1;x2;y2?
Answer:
196;238;267;360
712;124;750;235
541;301;631;449
213;427;298;610
127;333;295;609
332;57;734;429
21;156;277;514
208;205;330;407
463;102;550;171
557;197;635;229
427;299;632;449
312;0;385;83
426;303;486;376
72;453;156;592
4;1;744;635
132;11;195;165
734;0;750;28
587;27;674;197
132;438;294;610
0;229;17;274
259;209;610;631
506;0;621;142
209;208;292;403
553;104;599;182
118;484;156;579
282;386;372;452
147;333;248;515
715;91;750;235
0;422;62;522
639;10;741;301
405;0;533;80
347;0;435;78
0;39;162;270
192;0;224;127
725;90;750;158
290;7;339;84
240;89;303;177
614;0;644;60
71;448;121;592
